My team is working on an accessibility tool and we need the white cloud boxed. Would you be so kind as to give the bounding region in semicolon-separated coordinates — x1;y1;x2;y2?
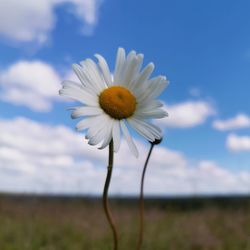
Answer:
0;116;185;194
159;101;215;128
226;134;250;152
0;116;249;195
190;161;247;194
65;0;103;35
213;113;250;131
0;0;103;43
0;60;62;111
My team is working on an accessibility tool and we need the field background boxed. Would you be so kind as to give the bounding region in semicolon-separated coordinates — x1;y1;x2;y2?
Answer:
0;195;250;250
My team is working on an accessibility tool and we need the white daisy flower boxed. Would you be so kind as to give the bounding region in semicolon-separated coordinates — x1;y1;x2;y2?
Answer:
59;48;168;157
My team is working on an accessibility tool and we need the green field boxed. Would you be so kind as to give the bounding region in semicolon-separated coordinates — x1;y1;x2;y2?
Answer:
0;195;250;250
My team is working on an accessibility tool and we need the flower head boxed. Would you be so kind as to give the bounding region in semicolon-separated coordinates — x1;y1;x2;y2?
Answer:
59;48;168;157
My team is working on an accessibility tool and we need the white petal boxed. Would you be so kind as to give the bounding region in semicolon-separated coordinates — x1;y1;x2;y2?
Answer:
120;120;139;157
135;118;162;138
85;125;99;140
127;119;154;141
150;77;169;98
134;109;168;119
99;118;113;149
81;59;106;91
72;64;88;87
60;82;98;106
61;80;84;89
88;127;106;145
136;100;163;111
114;47;126;84
95;54;112;86
127;53;144;89
127;118;161;142
86;115;110;144
135;76;161;100
62;80;95;96
71;106;103;119
76;116;100;131
130;63;154;94
112;120;121;152
138;76;169;103
75;62;100;94
135;54;144;72
142;119;162;134
87;115;111;145
120;52;137;86
72;64;98;94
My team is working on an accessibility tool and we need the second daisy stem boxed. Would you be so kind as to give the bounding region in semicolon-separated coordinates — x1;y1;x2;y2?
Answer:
103;140;119;250
136;143;155;250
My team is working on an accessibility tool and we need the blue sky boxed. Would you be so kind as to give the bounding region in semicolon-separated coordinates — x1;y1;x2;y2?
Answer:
0;0;250;195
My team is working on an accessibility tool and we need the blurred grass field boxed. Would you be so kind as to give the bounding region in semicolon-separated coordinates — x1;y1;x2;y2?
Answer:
0;195;250;250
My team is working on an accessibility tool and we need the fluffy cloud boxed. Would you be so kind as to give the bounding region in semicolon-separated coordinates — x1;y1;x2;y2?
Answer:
0;116;185;194
159;101;215;128
0;0;103;43
0;60;62;111
213;113;250;131
0;116;249;195
226;134;250;152
65;0;103;35
189;161;249;194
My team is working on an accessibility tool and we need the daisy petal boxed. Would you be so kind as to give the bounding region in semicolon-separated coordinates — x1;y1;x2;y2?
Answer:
88;127;106;145
61;80;84;89
121;51;137;86
71;107;103;119
76;116;100;131
99;119;113;149
60;81;98;106
114;47;126;84
112;120;121;152
138;76;169;102
88;115;111;145
137;119;162;138
127;118;161;142
136;76;161;101
95;54;112;86
61;80;93;97
131;63;154;94
72;64;98;94
136;100;163;111
120;120;139;157
86;115;110;144
149;77;169;99
81;59;106;91
72;64;88;87
135;109;168;119
127;53;144;89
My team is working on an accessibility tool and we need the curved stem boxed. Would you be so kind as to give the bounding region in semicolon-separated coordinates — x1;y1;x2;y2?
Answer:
136;143;155;250
103;140;119;250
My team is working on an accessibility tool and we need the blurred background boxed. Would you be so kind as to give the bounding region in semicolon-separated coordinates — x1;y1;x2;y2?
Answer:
0;0;250;249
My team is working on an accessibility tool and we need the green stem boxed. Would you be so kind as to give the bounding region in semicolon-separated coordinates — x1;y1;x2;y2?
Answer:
102;140;118;250
136;143;155;250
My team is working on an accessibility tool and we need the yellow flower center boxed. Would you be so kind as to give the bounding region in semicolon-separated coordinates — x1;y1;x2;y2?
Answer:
99;86;136;120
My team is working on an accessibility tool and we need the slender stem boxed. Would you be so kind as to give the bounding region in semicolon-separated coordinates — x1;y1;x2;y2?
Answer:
136;143;155;250
102;140;119;250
